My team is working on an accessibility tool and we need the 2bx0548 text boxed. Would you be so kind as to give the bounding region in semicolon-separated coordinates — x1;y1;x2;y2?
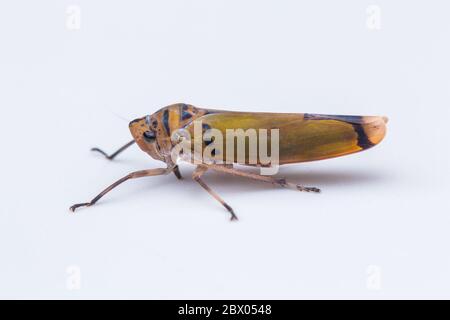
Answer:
222;304;271;315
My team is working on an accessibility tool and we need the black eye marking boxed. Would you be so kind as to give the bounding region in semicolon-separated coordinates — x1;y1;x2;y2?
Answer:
143;130;156;142
152;120;158;129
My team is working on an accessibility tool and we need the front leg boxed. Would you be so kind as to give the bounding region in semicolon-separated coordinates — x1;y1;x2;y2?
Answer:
70;167;173;212
173;165;183;179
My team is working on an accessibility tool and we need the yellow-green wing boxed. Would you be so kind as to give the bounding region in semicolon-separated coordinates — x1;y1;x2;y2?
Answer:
184;110;387;165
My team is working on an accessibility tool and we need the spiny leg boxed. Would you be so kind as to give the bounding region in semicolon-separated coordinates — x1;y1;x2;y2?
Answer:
91;140;135;160
204;163;320;193
70;167;172;212
192;165;238;221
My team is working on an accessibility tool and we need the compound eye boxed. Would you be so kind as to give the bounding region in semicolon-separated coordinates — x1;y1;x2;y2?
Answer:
143;130;156;142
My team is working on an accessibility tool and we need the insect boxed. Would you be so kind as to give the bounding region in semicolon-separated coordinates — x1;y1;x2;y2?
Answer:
70;103;388;220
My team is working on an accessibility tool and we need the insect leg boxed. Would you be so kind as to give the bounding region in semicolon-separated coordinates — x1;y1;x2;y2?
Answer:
173;165;183;179
204;163;320;193
91;140;135;160
70;167;173;212
192;165;238;221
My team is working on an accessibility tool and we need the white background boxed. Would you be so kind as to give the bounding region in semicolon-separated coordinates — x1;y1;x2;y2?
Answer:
0;0;449;299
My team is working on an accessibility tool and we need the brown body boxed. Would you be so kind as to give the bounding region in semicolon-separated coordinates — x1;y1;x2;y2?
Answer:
129;103;387;166
71;103;388;220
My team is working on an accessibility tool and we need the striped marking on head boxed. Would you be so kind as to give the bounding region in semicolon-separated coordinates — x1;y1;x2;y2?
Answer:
162;109;170;135
180;104;192;121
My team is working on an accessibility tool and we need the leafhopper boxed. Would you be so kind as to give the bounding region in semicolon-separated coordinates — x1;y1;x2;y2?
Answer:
71;103;388;220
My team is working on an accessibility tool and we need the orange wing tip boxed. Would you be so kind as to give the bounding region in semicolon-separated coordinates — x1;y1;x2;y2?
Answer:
365;116;387;146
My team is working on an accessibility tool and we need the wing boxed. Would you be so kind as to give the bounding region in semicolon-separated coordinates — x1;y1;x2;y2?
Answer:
183;110;387;165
